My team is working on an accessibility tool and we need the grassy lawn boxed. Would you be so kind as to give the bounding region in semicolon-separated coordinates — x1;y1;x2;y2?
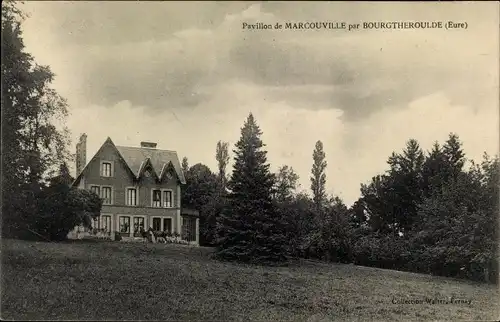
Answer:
1;239;498;321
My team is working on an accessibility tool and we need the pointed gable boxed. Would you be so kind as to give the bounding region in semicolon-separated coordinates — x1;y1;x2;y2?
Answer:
72;137;136;186
159;161;179;182
137;157;160;180
115;145;186;184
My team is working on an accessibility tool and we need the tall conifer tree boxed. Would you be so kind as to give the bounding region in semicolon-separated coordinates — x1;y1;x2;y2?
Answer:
216;113;287;264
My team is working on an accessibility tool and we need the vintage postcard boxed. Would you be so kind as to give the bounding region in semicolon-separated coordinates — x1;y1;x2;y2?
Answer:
2;1;499;321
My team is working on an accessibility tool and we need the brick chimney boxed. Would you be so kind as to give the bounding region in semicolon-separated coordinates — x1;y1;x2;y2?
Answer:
76;133;87;176
140;141;157;149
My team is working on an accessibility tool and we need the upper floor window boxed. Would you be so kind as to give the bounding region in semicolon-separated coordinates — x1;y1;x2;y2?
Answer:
102;186;112;205
126;188;137;206
101;162;112;177
90;185;100;196
152;189;161;207
151;189;174;208
163;190;173;208
90;185;112;205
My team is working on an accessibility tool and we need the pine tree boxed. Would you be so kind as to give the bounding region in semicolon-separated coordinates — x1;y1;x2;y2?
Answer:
386;139;425;233
310;140;327;212
420;134;466;198
442;133;466;180
216;113;288;264
421;141;446;197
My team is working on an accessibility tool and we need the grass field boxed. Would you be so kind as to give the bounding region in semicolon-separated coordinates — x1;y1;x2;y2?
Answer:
1;239;498;321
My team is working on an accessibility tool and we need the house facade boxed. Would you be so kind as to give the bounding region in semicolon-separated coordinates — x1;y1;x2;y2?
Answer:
71;134;199;244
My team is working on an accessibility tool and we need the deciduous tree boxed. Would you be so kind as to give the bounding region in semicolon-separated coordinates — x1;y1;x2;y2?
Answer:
274;165;299;203
2;1;70;238
182;163;219;245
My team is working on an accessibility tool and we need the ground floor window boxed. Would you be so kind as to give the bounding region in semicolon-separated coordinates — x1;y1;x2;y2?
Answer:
119;216;130;233
182;217;197;242
163;218;172;233
92;216;100;230
102;215;112;232
152;217;161;231
151;217;173;234
133;217;145;237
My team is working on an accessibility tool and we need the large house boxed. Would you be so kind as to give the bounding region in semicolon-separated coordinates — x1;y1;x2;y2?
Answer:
71;134;199;244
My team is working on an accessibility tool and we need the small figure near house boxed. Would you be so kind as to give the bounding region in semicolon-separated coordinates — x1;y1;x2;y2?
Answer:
156;231;166;243
140;227;148;242
148;227;156;243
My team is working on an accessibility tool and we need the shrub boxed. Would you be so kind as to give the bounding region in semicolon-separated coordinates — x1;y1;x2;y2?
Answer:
34;185;102;241
351;234;408;271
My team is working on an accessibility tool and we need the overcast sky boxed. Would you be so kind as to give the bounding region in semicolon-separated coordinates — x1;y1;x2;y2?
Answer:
20;1;498;205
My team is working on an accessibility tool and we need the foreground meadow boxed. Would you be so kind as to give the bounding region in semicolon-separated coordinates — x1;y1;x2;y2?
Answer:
1;239;498;321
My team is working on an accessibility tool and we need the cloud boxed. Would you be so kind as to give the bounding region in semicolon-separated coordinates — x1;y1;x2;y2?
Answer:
20;2;499;205
66;80;497;206
22;2;499;121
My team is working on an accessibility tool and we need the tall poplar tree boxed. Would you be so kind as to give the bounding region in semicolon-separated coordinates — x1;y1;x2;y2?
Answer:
215;140;230;191
216;113;288;264
181;157;189;174
310;140;327;212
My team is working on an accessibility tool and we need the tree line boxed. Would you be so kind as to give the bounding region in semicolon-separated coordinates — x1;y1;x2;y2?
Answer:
183;114;497;283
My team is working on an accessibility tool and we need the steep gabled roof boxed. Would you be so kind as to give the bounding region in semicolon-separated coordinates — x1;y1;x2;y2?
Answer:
72;137;186;186
115;145;186;184
72;137;136;187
